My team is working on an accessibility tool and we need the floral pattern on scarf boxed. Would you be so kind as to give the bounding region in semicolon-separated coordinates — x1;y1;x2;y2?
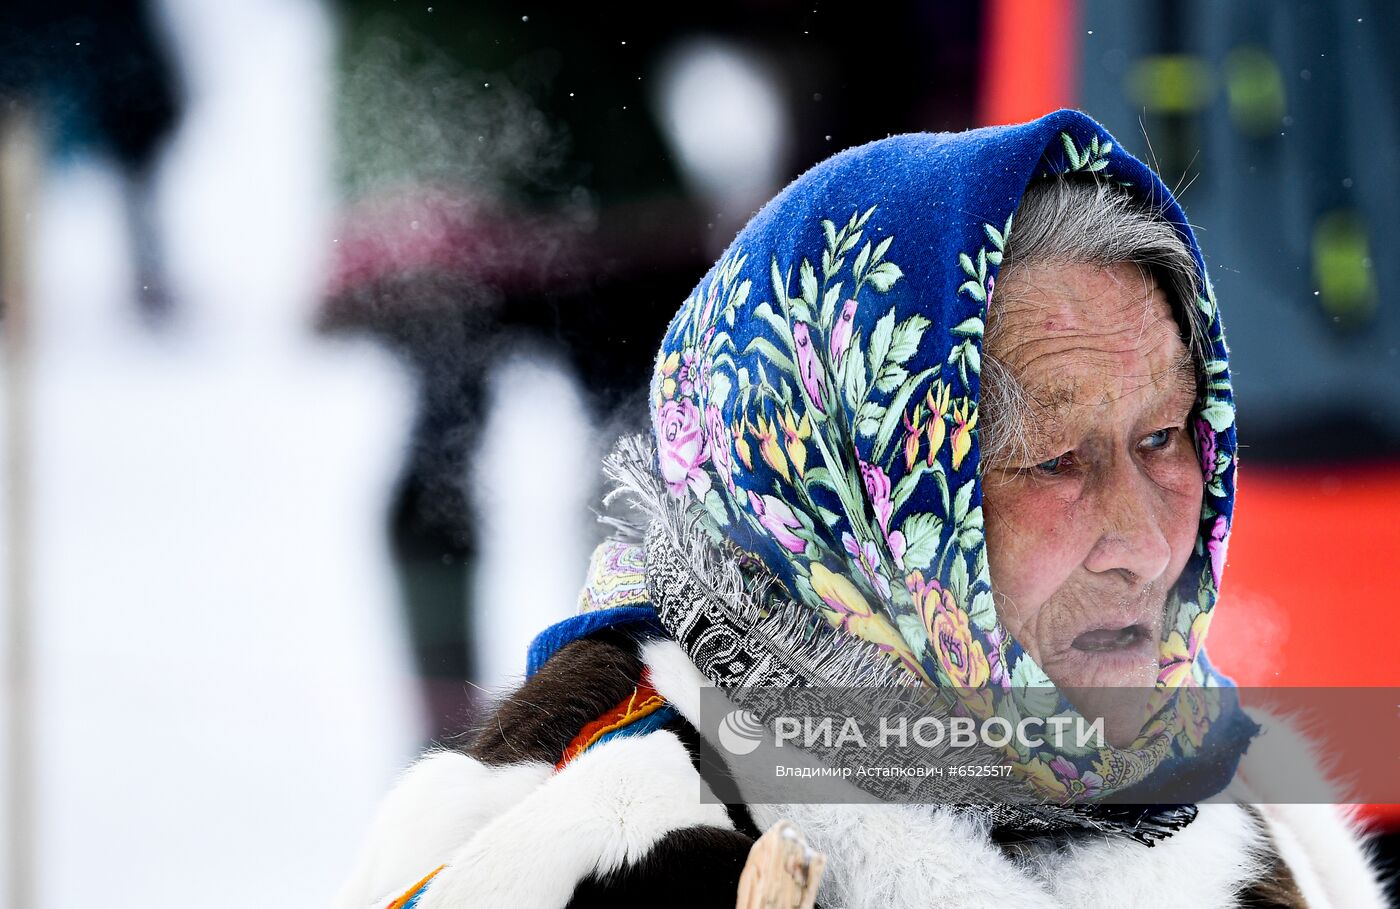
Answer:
648;111;1242;801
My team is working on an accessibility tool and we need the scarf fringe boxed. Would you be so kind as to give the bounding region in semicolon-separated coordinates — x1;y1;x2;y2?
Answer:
600;435;1192;845
604;435;912;690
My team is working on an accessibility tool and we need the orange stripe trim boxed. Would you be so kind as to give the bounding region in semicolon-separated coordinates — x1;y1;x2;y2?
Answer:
384;864;444;909
556;672;666;771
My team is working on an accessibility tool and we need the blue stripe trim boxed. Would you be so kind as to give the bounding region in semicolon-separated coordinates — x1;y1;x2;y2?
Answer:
587;704;680;753
526;606;665;677
400;883;428;908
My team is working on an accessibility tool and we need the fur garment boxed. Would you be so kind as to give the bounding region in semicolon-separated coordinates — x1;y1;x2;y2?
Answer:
335;635;1388;909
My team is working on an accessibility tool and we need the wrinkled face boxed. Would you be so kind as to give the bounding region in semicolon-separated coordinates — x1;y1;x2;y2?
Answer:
982;262;1202;746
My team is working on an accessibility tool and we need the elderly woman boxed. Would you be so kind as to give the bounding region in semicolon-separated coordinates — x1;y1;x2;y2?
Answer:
337;110;1386;908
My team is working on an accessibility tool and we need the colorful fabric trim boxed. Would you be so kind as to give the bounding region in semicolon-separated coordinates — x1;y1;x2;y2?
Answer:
383;864;444;909
578;540;650;613
556;672;677;770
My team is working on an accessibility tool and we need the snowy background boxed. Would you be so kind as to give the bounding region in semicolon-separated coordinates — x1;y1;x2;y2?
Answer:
1;1;1397;906
0;0;593;904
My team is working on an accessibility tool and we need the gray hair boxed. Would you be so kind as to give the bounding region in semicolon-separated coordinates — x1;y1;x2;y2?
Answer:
980;175;1207;469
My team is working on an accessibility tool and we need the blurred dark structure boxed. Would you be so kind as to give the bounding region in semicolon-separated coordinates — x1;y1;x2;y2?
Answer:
323;2;984;734
1079;0;1400;463
0;0;180;319
1072;0;1400;863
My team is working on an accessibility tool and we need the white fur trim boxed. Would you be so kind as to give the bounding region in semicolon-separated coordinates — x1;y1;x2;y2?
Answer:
644;639;1389;908
1020;802;1269;908
753;802;1059;909
647;638;1057;908
415;730;733;909
341;645;1390;908
640;637;709;723
333;752;552;908
1252;803;1388;909
1235;708;1390;908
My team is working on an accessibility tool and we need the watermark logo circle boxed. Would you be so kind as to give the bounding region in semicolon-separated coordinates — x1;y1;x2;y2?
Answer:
717;708;765;755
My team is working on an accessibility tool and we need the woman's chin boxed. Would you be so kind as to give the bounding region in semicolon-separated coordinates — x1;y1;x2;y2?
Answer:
1049;639;1161;747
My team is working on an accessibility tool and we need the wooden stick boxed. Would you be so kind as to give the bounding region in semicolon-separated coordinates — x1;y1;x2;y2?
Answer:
735;820;826;909
2;104;38;909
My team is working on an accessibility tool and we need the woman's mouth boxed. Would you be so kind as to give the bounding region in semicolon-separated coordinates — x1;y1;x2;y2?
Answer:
1071;624;1150;653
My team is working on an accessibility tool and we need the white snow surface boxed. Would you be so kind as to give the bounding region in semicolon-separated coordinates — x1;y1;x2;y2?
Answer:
0;1;596;903
1;1;420;904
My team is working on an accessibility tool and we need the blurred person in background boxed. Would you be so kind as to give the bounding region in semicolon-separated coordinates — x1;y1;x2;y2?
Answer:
2;1;422;905
322;2;987;736
336;110;1387;909
0;0;178;313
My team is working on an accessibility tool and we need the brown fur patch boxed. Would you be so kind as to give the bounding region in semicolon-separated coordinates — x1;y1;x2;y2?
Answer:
464;631;646;766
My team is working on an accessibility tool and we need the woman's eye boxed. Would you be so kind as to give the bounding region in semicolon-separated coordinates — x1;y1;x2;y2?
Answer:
1141;428;1173;451
1034;453;1070;474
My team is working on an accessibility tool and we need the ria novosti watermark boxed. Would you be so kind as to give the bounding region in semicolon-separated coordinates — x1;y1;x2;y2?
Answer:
694;687;1400;805
766;711;1105;752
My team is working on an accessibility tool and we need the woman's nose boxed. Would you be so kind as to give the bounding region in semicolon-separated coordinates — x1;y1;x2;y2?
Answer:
1081;458;1173;586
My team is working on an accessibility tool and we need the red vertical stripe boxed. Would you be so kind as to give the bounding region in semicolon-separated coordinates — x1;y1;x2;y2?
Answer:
1209;463;1400;830
1211;463;1400;687
979;0;1079;126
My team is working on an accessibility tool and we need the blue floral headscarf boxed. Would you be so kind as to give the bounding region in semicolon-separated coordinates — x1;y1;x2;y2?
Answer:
647;109;1254;802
